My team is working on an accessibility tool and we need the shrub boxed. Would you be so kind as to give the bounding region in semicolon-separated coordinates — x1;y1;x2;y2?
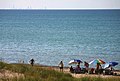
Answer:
0;62;7;69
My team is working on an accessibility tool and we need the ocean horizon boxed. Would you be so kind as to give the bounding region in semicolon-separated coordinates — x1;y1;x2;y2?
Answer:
0;10;120;69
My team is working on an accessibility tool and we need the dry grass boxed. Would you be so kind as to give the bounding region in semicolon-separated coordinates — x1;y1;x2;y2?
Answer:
0;62;120;81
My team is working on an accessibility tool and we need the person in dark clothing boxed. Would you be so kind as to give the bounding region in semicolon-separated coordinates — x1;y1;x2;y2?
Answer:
30;58;35;66
70;66;74;73
96;63;100;70
84;61;89;68
84;61;89;73
75;64;81;73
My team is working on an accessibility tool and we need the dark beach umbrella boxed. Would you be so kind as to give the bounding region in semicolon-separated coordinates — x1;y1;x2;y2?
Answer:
104;61;118;68
109;62;118;66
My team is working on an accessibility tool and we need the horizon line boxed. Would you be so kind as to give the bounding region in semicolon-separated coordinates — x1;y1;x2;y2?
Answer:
0;8;120;10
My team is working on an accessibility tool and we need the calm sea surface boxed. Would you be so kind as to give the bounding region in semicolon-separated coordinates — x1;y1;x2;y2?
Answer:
0;10;120;69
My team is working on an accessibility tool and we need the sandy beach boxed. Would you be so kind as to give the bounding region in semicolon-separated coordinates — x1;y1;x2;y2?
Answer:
53;67;120;78
33;64;120;78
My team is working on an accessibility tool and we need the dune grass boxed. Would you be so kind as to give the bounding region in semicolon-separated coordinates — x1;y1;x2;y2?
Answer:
0;62;120;81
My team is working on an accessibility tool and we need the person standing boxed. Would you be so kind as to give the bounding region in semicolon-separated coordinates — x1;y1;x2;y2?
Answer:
95;63;100;74
96;63;100;70
30;58;35;66
58;61;64;72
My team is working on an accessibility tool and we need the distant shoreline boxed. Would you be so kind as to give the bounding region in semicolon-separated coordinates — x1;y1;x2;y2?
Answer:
0;9;120;10
11;63;120;72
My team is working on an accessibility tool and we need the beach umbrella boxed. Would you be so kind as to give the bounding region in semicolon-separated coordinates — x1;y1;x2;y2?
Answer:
109;62;118;66
68;59;82;65
104;63;109;69
104;62;118;68
89;59;105;65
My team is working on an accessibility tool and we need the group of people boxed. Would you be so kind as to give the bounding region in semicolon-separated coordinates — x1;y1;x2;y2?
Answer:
69;61;89;73
58;61;89;73
58;61;113;74
70;62;114;74
29;59;114;75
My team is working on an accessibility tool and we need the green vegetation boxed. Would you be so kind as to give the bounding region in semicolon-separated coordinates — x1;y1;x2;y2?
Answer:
0;61;120;81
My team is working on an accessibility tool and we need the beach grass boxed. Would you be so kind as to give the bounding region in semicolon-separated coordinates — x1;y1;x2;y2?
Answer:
0;61;120;81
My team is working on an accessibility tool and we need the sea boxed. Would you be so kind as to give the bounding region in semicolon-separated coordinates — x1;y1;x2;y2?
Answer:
0;10;120;69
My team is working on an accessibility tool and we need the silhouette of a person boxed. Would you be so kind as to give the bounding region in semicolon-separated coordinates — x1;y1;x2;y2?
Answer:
30;58;35;66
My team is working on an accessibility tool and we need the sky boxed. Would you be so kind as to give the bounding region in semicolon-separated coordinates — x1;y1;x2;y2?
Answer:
0;0;120;9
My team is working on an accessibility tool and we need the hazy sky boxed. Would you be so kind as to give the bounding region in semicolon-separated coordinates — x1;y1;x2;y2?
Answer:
0;0;120;9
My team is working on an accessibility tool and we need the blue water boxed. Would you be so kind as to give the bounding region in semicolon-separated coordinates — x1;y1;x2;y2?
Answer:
0;10;120;69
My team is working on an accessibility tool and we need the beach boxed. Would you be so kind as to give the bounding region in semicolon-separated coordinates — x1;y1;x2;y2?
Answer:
0;63;120;80
38;64;120;78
